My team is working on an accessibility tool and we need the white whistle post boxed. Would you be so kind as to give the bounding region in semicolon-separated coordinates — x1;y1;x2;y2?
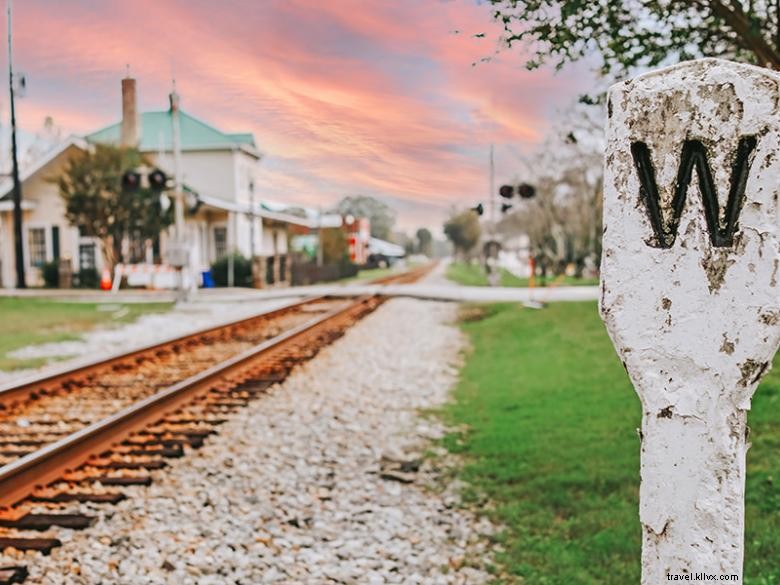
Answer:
601;59;780;583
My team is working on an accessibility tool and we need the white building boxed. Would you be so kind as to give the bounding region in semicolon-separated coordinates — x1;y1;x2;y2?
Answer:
0;78;312;288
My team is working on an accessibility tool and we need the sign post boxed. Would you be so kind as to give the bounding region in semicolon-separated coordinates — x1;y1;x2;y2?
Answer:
601;59;780;582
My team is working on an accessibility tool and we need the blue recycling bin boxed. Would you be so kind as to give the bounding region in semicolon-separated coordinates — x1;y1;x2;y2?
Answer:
201;270;215;288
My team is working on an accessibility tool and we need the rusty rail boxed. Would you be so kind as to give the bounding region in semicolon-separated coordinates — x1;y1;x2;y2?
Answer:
0;262;435;509
0;295;325;410
0;297;376;508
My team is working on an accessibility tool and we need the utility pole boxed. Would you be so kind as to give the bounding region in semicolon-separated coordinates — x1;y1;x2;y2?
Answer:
316;206;323;267
169;82;188;297
248;179;255;259
7;0;24;288
170;85;184;243
488;144;496;231
248;179;255;286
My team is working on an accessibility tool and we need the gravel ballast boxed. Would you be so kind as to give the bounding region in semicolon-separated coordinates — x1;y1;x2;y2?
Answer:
12;298;495;584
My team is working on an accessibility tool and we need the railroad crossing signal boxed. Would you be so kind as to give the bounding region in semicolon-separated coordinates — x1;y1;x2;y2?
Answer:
498;183;536;200
148;169;168;191
121;170;141;191
121;168;169;192
517;183;535;199
600;58;780;583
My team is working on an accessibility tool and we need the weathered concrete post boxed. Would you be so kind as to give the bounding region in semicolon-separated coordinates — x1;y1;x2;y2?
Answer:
601;59;780;582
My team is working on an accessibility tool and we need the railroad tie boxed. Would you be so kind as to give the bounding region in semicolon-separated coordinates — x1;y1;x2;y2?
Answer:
0;565;28;585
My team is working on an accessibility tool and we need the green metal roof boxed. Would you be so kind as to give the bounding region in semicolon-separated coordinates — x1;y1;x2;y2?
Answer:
86;110;257;154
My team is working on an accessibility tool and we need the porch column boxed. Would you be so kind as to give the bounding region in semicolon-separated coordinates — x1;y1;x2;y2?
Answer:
227;210;236;287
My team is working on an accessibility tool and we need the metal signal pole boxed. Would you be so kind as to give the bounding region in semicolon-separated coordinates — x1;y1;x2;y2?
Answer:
488;144;495;230
7;0;24;288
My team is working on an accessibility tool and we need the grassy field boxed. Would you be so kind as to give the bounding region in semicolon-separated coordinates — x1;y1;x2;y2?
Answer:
0;298;173;371
340;266;398;284
445;301;780;584
446;261;599;288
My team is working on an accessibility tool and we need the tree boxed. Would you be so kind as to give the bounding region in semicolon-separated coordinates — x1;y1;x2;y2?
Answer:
498;105;604;276
334;195;396;240
320;227;349;264
280;205;309;218
415;227;433;256
490;1;780;76
444;210;481;257
57;144;173;271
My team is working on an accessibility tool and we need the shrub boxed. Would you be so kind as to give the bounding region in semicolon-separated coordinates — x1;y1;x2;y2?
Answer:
75;268;99;289
211;254;253;287
42;260;60;288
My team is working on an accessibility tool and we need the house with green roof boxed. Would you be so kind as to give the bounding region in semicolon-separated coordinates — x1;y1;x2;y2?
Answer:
0;77;313;289
0;137;94;288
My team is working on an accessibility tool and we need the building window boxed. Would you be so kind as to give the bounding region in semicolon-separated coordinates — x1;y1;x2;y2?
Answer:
79;243;96;270
28;228;46;267
128;230;146;264
51;226;60;260
266;256;275;285
214;226;227;259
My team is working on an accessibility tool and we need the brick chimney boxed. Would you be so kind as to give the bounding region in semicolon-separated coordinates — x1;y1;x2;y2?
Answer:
120;77;139;147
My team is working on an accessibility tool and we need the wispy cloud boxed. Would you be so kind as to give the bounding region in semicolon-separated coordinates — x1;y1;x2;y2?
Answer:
6;0;594;230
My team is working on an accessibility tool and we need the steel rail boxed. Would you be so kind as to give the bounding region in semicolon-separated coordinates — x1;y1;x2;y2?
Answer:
0;295;326;409
0;296;376;508
0;262;435;409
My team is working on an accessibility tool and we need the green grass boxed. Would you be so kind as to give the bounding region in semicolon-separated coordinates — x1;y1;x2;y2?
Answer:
445;302;780;584
340;266;398;284
446;262;599;288
341;261;425;284
0;298;173;371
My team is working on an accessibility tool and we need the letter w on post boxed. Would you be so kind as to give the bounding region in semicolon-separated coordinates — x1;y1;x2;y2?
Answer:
630;137;757;248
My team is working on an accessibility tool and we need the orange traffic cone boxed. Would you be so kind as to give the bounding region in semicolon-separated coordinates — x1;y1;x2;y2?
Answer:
100;268;112;291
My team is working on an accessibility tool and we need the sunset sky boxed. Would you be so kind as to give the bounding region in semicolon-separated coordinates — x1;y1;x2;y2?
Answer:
5;0;595;232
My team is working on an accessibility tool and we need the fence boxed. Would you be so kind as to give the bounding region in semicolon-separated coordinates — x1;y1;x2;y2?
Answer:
291;262;358;286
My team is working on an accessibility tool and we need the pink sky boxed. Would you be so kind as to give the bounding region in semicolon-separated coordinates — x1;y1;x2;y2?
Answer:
5;0;594;232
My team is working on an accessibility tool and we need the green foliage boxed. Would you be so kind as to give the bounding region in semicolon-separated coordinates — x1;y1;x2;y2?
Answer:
447;261;600;287
415;227;433;256
490;1;780;78
42;260;60;288
75;268;99;289
334;195;396;240
445;301;780;583
446;261;491;286
443;210;481;255
56;144;174;269
320;228;349;264
210;253;253;287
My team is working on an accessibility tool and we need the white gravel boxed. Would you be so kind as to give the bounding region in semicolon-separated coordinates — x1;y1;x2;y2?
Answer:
15;298;495;584
0;298;301;386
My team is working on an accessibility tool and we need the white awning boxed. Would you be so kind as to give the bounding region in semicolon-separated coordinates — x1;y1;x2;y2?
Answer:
0;200;36;212
196;193;315;228
369;237;405;258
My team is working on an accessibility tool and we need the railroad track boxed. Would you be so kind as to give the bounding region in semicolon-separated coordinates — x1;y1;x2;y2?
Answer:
0;262;434;584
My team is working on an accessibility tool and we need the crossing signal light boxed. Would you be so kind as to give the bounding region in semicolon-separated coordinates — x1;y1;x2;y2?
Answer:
499;184;514;199
148;169;167;191
122;170;141;192
501;203;513;213
471;203;484;216
518;183;536;199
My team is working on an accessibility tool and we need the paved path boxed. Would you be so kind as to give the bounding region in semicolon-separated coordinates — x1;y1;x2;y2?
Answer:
0;264;600;304
189;282;600;303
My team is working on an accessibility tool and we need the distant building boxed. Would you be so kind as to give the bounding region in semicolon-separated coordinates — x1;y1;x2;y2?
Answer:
0;137;92;288
0;77;313;288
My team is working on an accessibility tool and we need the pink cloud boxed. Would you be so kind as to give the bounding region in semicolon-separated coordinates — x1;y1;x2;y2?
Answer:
6;0;595;231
